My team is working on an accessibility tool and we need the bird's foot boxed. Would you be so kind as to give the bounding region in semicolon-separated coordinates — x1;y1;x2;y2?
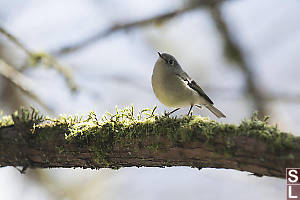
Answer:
165;108;180;116
195;105;202;109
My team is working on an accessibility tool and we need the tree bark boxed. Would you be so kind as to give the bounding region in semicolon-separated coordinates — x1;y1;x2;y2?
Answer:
0;110;299;178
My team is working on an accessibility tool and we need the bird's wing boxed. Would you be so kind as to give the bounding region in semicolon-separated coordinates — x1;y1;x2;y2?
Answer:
176;71;191;82
176;72;214;105
188;80;214;104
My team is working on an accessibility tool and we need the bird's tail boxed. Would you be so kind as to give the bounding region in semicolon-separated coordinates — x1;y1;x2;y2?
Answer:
205;104;226;118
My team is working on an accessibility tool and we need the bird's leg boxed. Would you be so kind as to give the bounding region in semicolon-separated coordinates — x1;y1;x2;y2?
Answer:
166;108;180;116
187;105;193;116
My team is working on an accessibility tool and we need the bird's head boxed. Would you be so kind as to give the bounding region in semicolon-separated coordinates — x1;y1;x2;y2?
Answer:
157;52;179;68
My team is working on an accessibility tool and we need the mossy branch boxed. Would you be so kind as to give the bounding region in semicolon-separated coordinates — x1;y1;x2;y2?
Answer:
0;107;299;178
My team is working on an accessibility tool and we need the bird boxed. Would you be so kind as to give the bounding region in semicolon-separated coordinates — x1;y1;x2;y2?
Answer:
151;52;226;118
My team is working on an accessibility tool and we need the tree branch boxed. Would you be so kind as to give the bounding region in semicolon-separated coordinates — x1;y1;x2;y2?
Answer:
209;6;268;118
0;26;32;56
0;59;53;113
0;107;299;178
0;25;77;92
52;0;225;56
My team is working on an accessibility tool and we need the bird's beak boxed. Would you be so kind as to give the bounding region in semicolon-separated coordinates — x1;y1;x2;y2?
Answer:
157;52;162;58
157;52;168;62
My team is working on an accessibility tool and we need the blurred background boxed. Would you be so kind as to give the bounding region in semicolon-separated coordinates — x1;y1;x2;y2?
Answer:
0;0;299;199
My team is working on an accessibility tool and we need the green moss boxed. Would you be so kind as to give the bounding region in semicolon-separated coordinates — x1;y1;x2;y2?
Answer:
0;112;14;127
9;107;44;130
16;107;43;122
55;106;297;162
71;108;293;165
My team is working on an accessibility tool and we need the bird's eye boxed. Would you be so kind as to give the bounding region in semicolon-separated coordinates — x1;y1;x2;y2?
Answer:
168;59;175;65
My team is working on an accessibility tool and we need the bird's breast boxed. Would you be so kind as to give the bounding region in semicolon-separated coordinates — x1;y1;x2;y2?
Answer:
152;62;199;107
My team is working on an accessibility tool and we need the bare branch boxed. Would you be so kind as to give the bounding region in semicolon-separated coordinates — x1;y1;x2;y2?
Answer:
209;6;268;118
0;26;32;56
52;0;225;56
0;59;53;113
26;52;77;92
0;25;77;92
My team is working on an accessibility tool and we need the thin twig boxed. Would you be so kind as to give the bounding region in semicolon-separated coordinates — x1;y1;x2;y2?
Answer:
0;26;32;56
0;25;77;92
52;0;225;56
0;59;53;113
26;52;77;92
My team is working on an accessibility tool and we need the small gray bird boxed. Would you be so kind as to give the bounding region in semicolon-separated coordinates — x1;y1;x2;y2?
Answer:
152;52;226;118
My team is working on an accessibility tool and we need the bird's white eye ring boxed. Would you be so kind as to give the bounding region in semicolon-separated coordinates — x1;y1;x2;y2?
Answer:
168;59;174;65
